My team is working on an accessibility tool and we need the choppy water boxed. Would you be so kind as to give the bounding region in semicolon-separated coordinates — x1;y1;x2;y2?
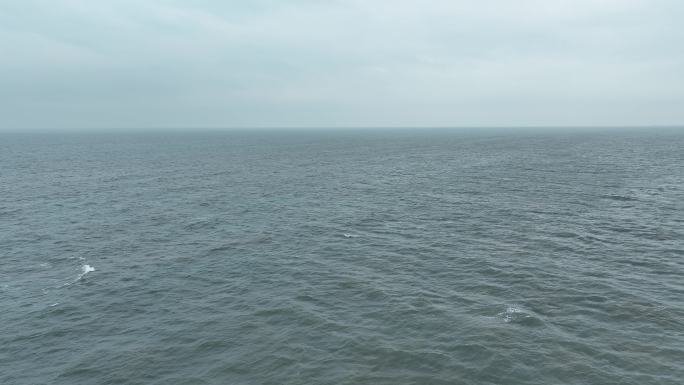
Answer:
1;129;683;385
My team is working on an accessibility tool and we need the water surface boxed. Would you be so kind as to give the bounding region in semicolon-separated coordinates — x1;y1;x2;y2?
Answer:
1;129;683;384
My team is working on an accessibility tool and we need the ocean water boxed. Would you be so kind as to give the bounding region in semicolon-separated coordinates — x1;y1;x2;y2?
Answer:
1;129;683;385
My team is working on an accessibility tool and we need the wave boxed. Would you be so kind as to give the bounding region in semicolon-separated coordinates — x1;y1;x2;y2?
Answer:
61;264;95;287
78;264;95;279
498;305;544;327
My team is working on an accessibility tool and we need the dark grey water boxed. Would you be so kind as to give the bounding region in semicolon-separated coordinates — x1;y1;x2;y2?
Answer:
1;129;683;385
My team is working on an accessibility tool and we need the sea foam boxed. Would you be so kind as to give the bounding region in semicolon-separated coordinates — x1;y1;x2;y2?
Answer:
60;264;95;287
73;264;95;283
500;305;524;323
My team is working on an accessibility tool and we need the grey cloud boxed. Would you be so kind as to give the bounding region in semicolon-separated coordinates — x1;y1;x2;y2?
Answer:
1;0;682;129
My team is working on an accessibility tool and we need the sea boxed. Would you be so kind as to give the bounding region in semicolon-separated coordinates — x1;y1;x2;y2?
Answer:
1;128;683;384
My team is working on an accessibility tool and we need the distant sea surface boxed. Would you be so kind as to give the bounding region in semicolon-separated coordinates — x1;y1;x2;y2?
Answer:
1;129;683;385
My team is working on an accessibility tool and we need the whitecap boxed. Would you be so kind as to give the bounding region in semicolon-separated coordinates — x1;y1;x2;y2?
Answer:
62;264;95;287
499;305;524;323
76;265;95;281
498;305;544;327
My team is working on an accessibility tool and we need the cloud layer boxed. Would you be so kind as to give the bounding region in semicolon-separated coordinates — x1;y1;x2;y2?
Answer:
1;0;682;129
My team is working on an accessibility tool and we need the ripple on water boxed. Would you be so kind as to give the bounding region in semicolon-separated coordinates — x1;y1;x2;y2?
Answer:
2;130;684;385
498;305;545;327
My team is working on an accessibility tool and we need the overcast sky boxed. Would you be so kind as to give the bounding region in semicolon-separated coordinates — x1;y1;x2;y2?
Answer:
1;0;683;130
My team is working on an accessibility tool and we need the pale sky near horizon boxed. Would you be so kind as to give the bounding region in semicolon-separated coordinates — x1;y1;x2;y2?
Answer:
1;0;683;130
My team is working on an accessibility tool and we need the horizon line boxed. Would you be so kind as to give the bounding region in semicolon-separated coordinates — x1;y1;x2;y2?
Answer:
2;124;684;133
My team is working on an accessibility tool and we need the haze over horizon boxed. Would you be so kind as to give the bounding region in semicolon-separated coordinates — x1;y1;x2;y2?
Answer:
1;0;683;130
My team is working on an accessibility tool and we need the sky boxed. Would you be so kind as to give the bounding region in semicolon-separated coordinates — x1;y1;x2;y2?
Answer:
1;0;683;130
